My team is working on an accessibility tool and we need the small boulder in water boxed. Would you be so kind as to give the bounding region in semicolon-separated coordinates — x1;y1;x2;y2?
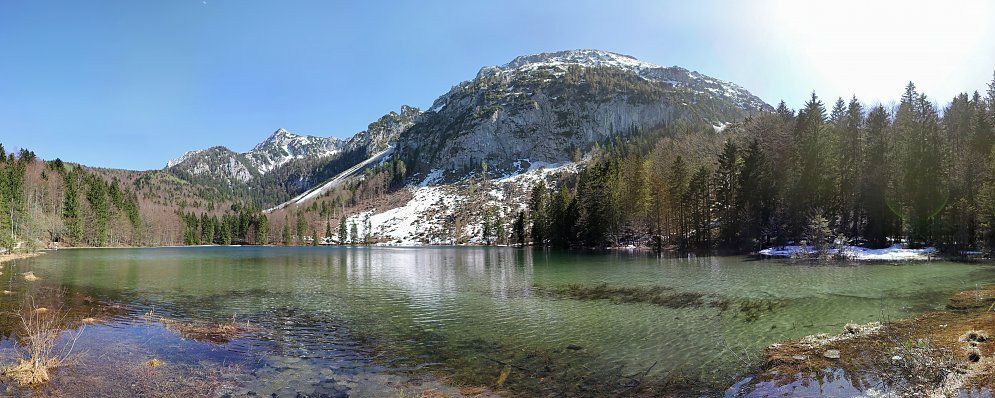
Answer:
823;349;841;359
22;272;39;281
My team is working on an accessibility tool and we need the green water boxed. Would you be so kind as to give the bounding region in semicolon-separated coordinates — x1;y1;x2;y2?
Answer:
4;247;995;395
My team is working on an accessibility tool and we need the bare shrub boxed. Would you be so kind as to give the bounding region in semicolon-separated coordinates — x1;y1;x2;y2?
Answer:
1;297;85;386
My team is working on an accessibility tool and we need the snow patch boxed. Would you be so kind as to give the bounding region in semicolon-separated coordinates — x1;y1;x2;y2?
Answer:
419;169;444;187
166;149;207;168
759;244;938;261
344;161;580;246
346;185;460;245
264;147;393;213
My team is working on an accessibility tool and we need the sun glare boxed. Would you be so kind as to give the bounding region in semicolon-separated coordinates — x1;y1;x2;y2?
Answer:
761;0;994;104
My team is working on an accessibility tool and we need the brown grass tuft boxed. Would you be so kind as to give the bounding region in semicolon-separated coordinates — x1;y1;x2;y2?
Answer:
0;297;84;387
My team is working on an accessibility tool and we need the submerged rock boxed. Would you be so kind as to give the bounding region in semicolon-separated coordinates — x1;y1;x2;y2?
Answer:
823;350;841;359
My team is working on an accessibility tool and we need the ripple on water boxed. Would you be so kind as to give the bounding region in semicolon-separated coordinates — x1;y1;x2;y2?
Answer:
9;248;995;396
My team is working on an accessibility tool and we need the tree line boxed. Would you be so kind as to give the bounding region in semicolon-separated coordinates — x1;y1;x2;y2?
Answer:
524;74;995;254
0;149;144;250
178;203;268;246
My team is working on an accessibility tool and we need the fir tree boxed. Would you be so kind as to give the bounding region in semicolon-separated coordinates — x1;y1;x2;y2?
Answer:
282;216;292;246
338;216;348;244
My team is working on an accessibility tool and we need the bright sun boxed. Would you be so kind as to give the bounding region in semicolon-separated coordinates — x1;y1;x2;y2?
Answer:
759;0;994;104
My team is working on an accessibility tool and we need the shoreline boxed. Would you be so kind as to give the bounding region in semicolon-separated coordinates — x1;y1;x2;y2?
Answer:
735;284;995;396
0;251;47;264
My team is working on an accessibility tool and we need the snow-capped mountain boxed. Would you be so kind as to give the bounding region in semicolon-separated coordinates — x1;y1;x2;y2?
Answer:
165;106;421;204
246;128;343;174
167;49;770;211
397;49;773;180
165;146;258;185
492;49;768;112
166;129;340;182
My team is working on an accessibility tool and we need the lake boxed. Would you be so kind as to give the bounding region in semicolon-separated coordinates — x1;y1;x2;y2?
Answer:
2;247;993;396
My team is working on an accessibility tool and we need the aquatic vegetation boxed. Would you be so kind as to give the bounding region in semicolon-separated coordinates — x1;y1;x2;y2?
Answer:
947;286;995;311
434;337;711;397
0;299;84;387
144;308;253;344
736;298;782;322
541;283;727;309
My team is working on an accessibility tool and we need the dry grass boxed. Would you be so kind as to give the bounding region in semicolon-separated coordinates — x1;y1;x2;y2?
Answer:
948;286;995;311
0;297;85;387
756;287;995;396
144;308;253;344
0;251;45;264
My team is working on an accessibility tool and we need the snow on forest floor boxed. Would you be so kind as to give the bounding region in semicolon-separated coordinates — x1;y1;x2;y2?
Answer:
346;161;577;245
759;244;939;261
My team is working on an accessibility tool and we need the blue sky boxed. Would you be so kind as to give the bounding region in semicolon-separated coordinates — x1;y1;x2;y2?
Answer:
2;0;994;170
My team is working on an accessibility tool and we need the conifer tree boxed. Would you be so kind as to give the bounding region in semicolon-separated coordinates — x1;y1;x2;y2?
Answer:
528;181;548;246
338;216;348;244
714;141;740;248
513;211;526;246
257;215;269;245
282;216;292;246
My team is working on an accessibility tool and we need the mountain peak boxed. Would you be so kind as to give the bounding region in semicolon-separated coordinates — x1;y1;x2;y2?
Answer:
502;49;660;71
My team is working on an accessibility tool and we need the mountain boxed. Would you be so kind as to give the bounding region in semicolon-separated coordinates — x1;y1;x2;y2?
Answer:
345;105;421;156
166;106;421;206
167;48;773;232
394;49;772;179
165;146;259;186
246;128;344;174
167;129;342;181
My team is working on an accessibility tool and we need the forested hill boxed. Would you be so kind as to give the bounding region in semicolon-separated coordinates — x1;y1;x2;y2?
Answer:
525;77;995;253
0;147;272;250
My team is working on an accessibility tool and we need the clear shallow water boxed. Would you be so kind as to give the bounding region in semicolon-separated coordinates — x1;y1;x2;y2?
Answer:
5;247;995;395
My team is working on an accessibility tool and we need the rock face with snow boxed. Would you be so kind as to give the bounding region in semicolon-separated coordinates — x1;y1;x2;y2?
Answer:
166;146;258;185
345;105;421;156
246;128;343;174
166;49;771;213
165;106;421;198
394;49;772;179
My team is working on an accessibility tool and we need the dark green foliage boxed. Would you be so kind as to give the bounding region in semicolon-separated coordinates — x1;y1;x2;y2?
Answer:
512;211;527;246
282;215;291;245
178;204;265;246
528;181;548;245
257;215;269;244
524;71;995;253
295;210;307;244
86;178;110;246
338;216;348;244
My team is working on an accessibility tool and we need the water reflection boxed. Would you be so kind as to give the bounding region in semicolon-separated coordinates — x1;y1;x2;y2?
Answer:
3;248;994;395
